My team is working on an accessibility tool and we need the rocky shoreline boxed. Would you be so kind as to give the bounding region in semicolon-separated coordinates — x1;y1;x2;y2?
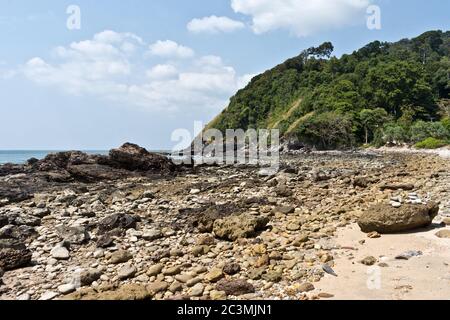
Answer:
0;144;449;300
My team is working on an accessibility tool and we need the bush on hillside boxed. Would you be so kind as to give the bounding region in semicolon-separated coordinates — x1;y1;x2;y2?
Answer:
414;137;448;149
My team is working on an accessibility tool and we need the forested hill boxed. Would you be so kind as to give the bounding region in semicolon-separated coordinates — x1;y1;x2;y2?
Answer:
206;30;450;150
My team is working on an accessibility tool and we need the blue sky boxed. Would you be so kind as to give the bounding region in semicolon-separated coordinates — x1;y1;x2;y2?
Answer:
0;0;449;150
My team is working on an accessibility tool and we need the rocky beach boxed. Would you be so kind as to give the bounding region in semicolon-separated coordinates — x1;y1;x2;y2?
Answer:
0;143;449;300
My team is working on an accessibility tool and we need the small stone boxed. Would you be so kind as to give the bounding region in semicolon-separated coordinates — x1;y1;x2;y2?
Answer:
216;279;255;296
58;283;76;294
223;262;241;275
298;282;315;293
205;268;224;283
210;290;227;300
395;250;422;260
110;250;132;264
360;256;377;266
163;266;181;276
189;283;204;297
175;274;193;283
147;281;169;295
79;269;102;286
435;229;450;239
367;231;381;239
39;291;59;300
50;246;70;260
274;206;295;214
186;277;202;287
262;269;283;283
190;189;201;195
318;292;334;299
147;264;164;276
191;245;209;257
142;229;163;241
169;282;182;293
391;202;402;208
443;218;450;226
118;264;137;280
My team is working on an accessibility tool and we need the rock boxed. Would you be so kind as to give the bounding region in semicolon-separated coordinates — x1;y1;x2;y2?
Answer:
191;245;209;257
210;290;227;300
391;202;402;208
58;283;76;294
435;229;450;239
142;229;163;241
213;214;270;241
358;202;439;233
274;206;295;215
275;185;293;197
57;225;89;245
163;266;181;276
79;269;102;286
262;269;283;283
0;239;32;270
147;264;164;277
64;284;152;300
318;293;334;299
147;281;169;295
97;234;114;248
360;256;377;266
367;231;381;239
51;246;70;260
118;264;137;280
395;250;422;260
169;282;182;293
110;250;132;264
216;279;255;296
298;282;315;293
175;274;193;284
205;268;224;283
0;225;37;241
98;213;138;234
189;283;204;297
322;264;338;277
380;183;415;191
108;143;175;173
443;218;450;226
222;262;241;275
39;291;59;300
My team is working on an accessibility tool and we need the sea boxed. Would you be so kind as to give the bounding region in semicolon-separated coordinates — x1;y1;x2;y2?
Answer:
0;150;109;165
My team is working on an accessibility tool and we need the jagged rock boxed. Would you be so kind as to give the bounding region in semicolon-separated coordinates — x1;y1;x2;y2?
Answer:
0;239;32;270
0;225;37;241
98;213;138;234
222;262;241;275
213;214;270;241
358;202;439;233
67;164;130;182
216;279;255;296
109;143;175;173
379;183;415;191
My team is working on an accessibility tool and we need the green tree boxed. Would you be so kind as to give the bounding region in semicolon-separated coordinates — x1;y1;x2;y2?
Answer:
359;108;389;144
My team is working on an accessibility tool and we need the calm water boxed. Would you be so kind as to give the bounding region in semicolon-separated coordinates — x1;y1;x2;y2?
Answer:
0;150;108;165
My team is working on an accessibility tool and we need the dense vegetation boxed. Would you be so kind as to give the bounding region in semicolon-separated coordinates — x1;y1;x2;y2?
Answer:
207;31;450;149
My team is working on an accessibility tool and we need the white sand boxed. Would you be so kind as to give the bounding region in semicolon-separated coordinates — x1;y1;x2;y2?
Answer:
316;224;450;300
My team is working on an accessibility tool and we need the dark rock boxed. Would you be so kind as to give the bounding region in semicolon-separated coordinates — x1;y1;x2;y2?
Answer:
216;279;255;296
222;262;241;275
0;225;38;241
98;213;138;234
379;183;415;191
0;239;32;270
67;164;130;182
358;202;439;234
97;234;114;248
0;215;7;228
108;143;175;173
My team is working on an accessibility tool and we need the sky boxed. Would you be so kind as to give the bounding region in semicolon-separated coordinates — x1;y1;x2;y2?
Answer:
0;0;449;150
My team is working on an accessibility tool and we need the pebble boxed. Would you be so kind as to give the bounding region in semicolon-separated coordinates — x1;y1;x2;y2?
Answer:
50;246;70;260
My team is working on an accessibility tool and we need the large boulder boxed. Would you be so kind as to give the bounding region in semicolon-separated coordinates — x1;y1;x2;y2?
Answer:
358;202;440;234
0;239;32;270
109;143;175;173
213;214;270;241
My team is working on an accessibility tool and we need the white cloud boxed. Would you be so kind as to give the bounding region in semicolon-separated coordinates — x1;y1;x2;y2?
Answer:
148;40;194;58
187;15;245;34
21;31;252;113
146;64;178;80
231;0;371;37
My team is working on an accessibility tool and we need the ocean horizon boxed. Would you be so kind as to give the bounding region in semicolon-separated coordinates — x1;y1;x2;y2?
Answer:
0;150;109;165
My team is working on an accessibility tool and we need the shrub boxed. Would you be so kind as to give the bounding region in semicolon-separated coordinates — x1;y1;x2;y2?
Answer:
374;123;408;146
414;137;448;149
442;117;450;132
409;121;449;142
